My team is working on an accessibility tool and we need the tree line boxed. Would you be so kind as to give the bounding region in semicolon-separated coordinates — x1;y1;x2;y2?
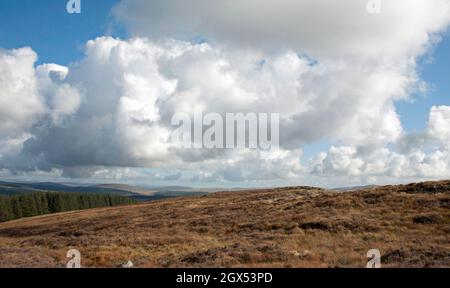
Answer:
0;192;136;223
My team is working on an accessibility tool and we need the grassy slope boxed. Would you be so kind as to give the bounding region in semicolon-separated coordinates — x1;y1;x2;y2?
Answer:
0;181;448;268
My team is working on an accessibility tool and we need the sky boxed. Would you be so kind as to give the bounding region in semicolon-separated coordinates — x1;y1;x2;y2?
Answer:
0;0;124;65
0;0;449;188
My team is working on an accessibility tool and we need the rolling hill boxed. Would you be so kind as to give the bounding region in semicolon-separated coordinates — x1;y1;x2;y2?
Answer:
0;181;213;201
0;180;448;268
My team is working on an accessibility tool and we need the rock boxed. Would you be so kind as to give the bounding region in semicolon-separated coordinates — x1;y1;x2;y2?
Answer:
290;250;311;258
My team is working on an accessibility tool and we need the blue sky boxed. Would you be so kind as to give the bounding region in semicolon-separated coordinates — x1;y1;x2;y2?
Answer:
0;0;125;65
396;34;450;132
0;1;449;187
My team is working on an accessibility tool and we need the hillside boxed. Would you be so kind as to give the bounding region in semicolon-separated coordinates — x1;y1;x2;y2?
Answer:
0;181;449;268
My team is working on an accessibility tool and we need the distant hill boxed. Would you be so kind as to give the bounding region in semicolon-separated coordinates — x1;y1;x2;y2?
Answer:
331;185;379;192
0;181;213;201
92;184;155;196
0;180;448;268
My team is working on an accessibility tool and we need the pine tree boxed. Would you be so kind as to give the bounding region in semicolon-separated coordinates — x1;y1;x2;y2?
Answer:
0;192;136;223
10;197;22;219
0;196;14;222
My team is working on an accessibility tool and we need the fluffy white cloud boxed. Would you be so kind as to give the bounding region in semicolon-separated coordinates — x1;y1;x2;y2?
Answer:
0;49;82;171
114;0;450;60
311;105;450;182
0;48;44;139
36;64;82;124
0;39;400;169
427;106;450;144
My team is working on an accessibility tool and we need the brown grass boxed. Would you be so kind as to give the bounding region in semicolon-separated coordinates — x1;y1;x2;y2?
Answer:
0;181;449;268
